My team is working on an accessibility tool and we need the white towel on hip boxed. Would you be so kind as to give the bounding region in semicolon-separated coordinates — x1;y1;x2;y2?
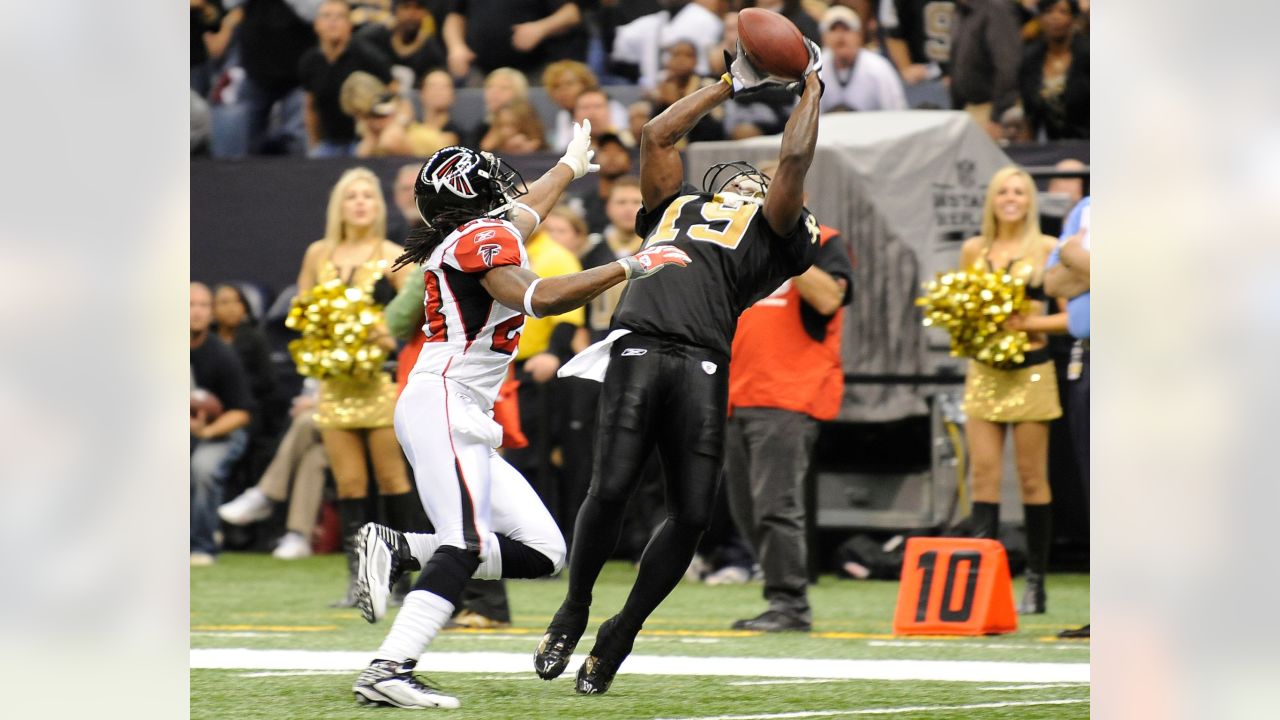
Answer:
557;328;632;383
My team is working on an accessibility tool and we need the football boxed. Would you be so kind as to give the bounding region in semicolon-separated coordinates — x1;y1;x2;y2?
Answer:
191;388;225;421
737;8;810;81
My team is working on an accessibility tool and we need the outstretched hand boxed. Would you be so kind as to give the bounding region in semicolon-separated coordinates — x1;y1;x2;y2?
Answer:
558;119;600;179
722;42;794;99
618;245;692;279
723;39;824;99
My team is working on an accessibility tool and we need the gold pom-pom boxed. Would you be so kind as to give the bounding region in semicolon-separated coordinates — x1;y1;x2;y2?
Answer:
916;269;1031;368
286;279;387;381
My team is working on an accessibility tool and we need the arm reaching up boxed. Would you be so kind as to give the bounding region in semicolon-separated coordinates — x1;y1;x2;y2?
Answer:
507;120;599;237
763;71;822;236
639;82;731;209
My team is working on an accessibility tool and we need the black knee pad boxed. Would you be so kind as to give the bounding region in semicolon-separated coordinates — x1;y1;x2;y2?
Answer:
412;544;480;604
496;534;556;579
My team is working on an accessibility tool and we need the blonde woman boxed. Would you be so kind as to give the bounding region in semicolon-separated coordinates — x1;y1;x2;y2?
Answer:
958;165;1068;615
295;167;419;606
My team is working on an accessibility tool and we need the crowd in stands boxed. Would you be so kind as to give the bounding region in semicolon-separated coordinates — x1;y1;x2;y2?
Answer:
191;0;1090;158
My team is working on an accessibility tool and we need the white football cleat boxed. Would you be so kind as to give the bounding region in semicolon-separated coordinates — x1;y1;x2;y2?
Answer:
354;523;418;623
353;659;460;709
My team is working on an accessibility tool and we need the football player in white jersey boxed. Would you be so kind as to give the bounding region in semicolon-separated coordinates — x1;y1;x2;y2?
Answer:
350;121;692;710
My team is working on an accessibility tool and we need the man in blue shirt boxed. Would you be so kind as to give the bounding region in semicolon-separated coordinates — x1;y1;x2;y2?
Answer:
1044;196;1089;639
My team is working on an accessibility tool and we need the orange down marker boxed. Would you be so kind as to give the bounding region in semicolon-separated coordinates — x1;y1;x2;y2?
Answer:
892;537;1017;636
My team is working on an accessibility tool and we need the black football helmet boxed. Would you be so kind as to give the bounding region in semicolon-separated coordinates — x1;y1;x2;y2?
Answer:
414;146;527;225
702;161;770;198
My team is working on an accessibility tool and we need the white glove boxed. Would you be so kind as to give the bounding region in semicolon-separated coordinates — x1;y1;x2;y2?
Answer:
802;38;823;78
723;40;803;98
557;118;600;179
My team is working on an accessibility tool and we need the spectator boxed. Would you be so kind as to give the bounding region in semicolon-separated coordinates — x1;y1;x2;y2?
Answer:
299;0;394;157
190;282;254;566
838;0;884;55
386;163;426;243
651;40;725;142
880;0;954;86
191;0;225;96
444;0;587;84
342;71;452;157
582;177;644;343
349;0;395;29
818;5;907;113
611;0;723;90
1044;195;1089;639
723;163;854;631
217;384;329;560
418;69;465;147
652;40;712;108
479;99;548;155
957;166;1069;615
542;205;592;261
998;105;1034;145
950;0;1023;140
1039;157;1086;236
569;132;633;235
626;100;654;146
574;89;635;147
212;283;277;410
223;0;317;155
1047;158;1086;207
543;61;631;151
469;68;530;147
293;167;420;606
1019;0;1088;140
358;0;447;88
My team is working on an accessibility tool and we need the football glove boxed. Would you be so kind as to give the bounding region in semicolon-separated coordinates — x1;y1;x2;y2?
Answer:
557;119;600;179
617;245;692;279
722;39;824;99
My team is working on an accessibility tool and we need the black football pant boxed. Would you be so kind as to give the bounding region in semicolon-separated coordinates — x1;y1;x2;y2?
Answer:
562;332;729;636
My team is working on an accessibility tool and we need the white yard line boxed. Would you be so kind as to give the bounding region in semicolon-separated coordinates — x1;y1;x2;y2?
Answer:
868;640;1087;652
192;648;1089;684
980;682;1090;691
655;699;1088;720
192;632;291;638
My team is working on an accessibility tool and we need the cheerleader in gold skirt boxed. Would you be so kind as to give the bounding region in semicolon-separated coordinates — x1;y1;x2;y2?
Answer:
958;166;1068;615
295;167;419;606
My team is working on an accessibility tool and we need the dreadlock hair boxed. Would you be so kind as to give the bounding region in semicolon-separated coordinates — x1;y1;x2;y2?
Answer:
392;207;486;271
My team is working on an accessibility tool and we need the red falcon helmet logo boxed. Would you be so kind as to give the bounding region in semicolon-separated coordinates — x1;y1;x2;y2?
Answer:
477;243;502;266
423;151;480;199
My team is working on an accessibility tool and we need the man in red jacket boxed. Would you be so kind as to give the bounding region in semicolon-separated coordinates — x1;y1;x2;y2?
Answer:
724;219;853;632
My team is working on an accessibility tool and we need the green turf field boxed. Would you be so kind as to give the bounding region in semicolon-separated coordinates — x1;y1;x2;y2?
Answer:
191;554;1090;718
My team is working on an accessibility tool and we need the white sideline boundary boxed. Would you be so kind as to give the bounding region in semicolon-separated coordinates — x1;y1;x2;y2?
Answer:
192;648;1089;684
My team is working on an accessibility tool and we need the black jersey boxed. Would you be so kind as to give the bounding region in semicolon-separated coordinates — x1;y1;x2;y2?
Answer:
883;0;955;66
613;187;821;357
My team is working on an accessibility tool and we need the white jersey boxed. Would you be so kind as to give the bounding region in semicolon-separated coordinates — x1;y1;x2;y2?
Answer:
409;217;528;407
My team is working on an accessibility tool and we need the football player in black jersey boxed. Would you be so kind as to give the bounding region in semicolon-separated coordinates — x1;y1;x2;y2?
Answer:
535;38;826;695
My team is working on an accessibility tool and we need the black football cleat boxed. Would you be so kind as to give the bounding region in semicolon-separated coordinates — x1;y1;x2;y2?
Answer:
574;616;635;695
534;630;580;680
534;601;590;680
